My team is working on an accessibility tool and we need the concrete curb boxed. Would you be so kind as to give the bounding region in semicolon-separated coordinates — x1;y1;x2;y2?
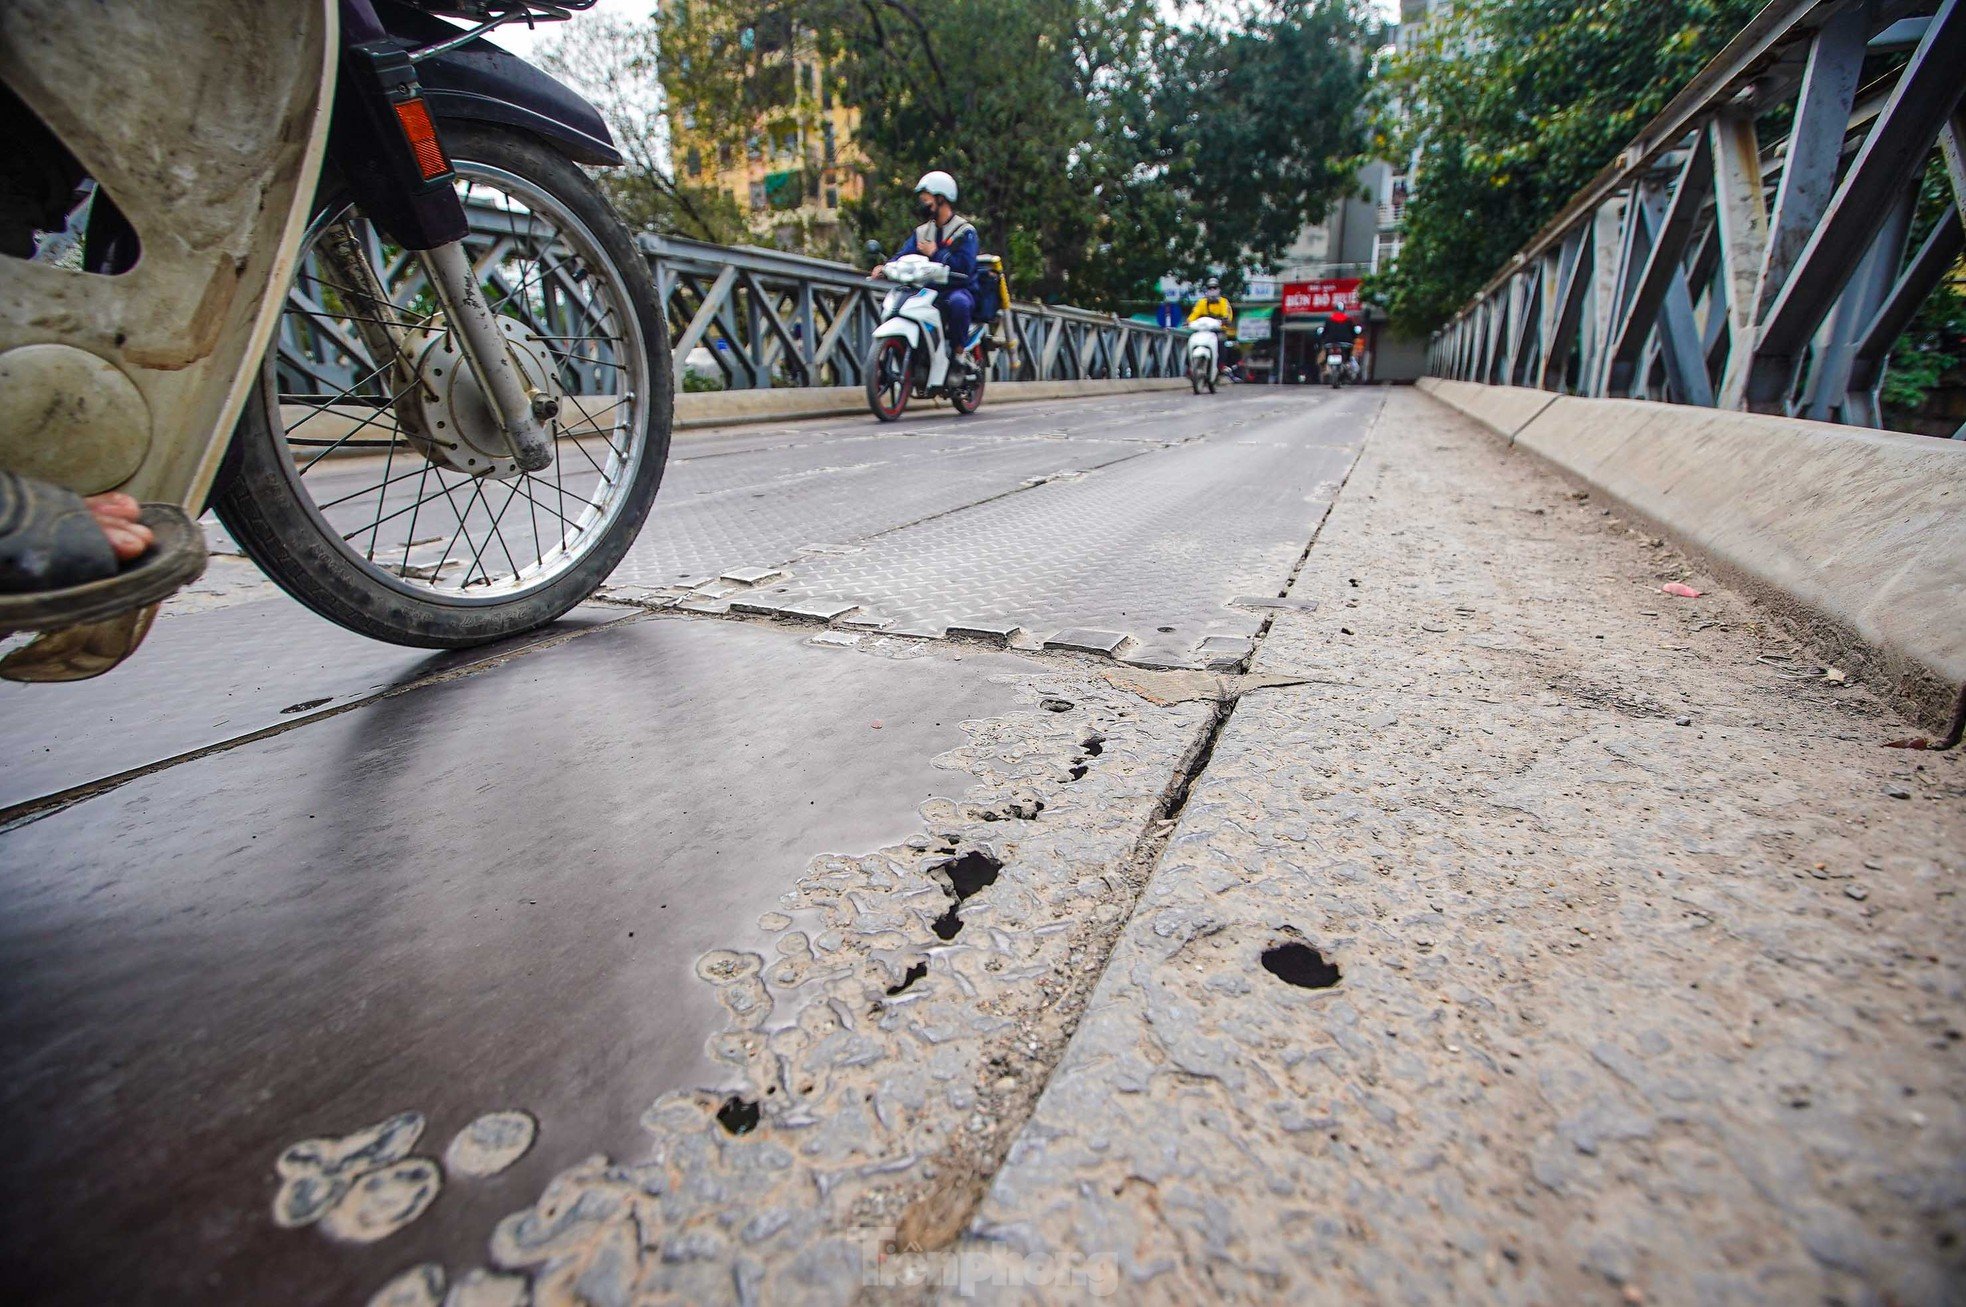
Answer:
676;377;1190;429
1416;378;1966;734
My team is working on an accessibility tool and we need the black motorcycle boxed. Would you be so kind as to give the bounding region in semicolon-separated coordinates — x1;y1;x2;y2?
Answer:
2;0;671;662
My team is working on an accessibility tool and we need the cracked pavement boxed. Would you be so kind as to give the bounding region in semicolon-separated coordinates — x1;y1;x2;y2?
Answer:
1;385;1958;1305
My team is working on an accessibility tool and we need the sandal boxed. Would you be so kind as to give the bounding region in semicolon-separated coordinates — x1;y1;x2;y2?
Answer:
0;470;207;634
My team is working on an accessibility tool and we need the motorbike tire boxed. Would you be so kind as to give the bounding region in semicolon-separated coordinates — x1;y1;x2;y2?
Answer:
951;351;986;415
216;124;672;648
1190;368;1203;396
867;338;911;422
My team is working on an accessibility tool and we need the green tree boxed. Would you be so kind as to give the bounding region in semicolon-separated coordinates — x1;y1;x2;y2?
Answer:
1074;1;1373;303
1881;157;1966;421
657;0;1374;307
1369;0;1760;334
537;13;750;243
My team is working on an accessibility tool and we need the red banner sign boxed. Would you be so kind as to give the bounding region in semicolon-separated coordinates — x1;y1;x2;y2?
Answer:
1282;278;1362;314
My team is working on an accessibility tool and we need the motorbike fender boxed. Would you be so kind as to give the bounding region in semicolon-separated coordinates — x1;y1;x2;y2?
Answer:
872;317;922;346
373;0;622;166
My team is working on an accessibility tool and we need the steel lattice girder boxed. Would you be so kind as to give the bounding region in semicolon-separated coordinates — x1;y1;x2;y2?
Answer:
1426;0;1966;429
638;233;1186;388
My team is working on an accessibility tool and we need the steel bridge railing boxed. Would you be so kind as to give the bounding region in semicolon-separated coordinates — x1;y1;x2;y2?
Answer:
639;233;1191;391
1425;0;1966;432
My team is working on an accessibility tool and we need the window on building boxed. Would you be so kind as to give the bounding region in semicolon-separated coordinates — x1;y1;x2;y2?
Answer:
822;121;836;165
825;186;839;209
754;11;790;52
748;180;766;210
685;147;702;176
820;69;832;109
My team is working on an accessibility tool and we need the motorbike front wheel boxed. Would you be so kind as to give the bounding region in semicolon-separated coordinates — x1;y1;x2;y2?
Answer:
215;124;672;647
867;337;911;422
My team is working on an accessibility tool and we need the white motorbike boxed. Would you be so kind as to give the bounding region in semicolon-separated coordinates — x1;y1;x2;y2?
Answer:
865;251;986;422
1187;317;1225;395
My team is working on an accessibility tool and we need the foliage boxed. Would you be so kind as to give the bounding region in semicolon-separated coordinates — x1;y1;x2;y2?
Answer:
1368;0;1760;334
654;0;1373;306
1881;157;1966;417
1067;1;1373;302
536;14;750;243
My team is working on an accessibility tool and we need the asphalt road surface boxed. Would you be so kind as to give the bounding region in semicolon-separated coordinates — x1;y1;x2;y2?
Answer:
0;384;1378;1303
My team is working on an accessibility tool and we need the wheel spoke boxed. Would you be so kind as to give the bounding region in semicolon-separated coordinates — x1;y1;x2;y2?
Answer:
261;159;648;602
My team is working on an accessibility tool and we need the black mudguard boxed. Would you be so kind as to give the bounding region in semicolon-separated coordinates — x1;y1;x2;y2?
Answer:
374;1;623;167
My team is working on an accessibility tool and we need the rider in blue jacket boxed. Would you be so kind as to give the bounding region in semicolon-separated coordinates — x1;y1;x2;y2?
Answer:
871;170;980;372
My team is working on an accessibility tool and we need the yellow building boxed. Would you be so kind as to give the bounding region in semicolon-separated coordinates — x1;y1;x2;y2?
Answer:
669;23;863;252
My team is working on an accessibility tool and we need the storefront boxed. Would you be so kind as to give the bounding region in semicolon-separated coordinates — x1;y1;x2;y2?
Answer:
1235;305;1276;380
1277;277;1379;384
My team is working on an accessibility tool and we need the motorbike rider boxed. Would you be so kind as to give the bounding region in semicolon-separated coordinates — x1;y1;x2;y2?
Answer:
1317;308;1364;368
869;171;980;374
1187;277;1238;369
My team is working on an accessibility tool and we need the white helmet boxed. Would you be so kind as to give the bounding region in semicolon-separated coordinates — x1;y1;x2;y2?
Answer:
913;170;958;204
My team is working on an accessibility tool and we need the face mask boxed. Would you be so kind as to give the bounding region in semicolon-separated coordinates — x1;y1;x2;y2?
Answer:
918;199;938;220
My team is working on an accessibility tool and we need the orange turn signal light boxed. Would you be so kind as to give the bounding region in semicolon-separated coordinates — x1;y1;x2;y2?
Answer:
392;96;452;182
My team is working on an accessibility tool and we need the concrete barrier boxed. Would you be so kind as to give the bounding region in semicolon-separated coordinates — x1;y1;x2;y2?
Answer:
1422;380;1966;735
675;377;1190;429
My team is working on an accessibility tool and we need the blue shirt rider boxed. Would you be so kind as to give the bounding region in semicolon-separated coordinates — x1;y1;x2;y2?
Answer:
870;170;980;371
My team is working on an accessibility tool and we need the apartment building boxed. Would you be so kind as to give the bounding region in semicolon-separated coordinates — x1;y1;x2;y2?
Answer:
668;18;863;253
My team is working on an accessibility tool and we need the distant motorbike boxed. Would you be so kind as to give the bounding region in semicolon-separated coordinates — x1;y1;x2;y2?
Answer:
863;249;987;422
1187;316;1226;395
1321;344;1359;388
1;0;671;679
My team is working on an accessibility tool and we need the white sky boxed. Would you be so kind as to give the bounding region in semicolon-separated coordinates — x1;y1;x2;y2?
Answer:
489;0;653;60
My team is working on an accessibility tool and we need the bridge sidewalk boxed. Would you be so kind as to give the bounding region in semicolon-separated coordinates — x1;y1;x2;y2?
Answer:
972;388;1964;1302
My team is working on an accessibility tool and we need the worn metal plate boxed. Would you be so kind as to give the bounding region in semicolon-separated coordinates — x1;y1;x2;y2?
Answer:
0;599;626;812
0;615;1041;1305
732;388;1380;667
605;395;1203;588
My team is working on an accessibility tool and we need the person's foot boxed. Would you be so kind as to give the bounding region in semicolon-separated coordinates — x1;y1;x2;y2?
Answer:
1;473;155;595
85;492;154;562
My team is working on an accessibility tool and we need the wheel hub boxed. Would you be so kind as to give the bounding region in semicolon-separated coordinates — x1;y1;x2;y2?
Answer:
408;317;559;479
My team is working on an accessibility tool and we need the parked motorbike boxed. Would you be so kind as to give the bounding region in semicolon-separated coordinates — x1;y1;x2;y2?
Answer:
0;0;672;680
863;249;986;422
1187;316;1225;395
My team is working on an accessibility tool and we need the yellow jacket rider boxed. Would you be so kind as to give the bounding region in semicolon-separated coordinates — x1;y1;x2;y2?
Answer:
1188;277;1237;366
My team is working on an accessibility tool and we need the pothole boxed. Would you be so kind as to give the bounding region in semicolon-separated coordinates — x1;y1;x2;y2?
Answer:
1082;736;1105;756
943;851;1001;899
886;962;928;996
1261;941;1341;990
715;1095;760;1136
1039;697;1074;713
928;850;1003;940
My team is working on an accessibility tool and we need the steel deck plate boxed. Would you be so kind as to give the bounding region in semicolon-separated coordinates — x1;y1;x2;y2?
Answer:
0;600;624;812
0;616;1034;1304
735;388;1380;666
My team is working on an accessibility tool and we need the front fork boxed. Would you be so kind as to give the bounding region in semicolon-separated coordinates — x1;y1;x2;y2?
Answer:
335;24;554;474
317;224;554;473
417;241;556;472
